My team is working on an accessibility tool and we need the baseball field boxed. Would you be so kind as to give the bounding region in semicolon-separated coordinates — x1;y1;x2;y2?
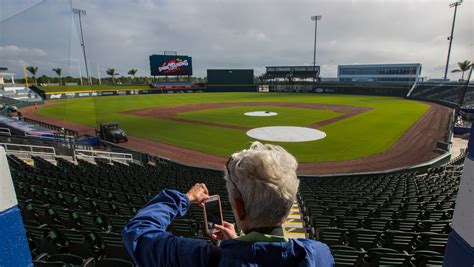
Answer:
32;92;433;164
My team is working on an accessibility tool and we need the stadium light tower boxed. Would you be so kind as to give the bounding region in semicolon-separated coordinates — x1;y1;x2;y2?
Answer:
311;15;322;87
443;0;462;80
73;8;92;86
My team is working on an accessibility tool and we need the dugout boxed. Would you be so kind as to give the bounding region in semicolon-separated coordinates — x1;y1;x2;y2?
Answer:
205;69;257;92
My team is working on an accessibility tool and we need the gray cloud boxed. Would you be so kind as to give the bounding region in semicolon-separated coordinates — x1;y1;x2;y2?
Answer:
1;0;472;80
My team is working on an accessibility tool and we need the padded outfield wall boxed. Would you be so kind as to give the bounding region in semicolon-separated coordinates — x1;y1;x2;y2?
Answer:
269;82;411;96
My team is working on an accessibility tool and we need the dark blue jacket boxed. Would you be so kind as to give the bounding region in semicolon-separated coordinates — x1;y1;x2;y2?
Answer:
122;189;334;266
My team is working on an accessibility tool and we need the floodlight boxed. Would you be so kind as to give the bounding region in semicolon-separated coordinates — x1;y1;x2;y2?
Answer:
449;0;462;8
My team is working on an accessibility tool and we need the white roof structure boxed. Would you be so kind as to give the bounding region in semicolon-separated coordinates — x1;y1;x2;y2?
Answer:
0;67;16;85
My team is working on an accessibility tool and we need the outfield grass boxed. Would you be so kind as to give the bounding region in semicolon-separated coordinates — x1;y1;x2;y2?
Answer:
40;85;150;92
36;93;430;162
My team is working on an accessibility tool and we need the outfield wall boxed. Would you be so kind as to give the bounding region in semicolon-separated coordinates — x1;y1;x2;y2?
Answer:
268;82;410;96
204;84;258;92
42;88;203;100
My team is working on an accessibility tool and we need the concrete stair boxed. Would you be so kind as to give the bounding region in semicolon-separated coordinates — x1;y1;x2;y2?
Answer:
283;202;306;239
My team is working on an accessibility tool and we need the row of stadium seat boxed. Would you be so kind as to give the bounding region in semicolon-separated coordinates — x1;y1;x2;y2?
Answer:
7;150;464;266
298;165;462;265
311;227;448;253
7;154;231;266
330;245;444;266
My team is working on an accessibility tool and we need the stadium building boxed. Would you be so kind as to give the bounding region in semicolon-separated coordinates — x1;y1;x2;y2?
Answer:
262;65;320;81
0;67;16;86
338;63;422;83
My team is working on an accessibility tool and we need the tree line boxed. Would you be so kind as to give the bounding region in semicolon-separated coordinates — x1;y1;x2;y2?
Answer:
21;66;205;86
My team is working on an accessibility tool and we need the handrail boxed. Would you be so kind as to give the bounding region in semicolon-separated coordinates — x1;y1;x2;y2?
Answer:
406;79;419;97
0;127;11;136
0;142;56;159
74;149;133;163
24;132;76;140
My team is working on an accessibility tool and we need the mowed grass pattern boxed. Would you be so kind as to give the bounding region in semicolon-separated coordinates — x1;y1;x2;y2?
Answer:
176;106;341;128
36;93;430;162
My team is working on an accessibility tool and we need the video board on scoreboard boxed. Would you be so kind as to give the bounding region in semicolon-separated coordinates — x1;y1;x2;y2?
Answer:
149;55;193;76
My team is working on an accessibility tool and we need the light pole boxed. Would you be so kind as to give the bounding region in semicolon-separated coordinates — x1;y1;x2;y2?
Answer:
311;15;322;88
444;0;462;81
73;8;92;86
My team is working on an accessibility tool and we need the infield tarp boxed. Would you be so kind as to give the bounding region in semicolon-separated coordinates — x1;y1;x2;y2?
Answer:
0;115;57;136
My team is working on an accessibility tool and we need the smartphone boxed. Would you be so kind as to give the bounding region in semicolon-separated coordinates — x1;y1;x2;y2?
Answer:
203;195;223;235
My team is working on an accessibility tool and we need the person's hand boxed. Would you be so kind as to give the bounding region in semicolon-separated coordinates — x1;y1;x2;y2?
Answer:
186;183;210;207
210;221;238;240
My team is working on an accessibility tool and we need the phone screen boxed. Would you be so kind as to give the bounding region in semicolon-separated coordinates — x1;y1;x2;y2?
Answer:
205;199;222;233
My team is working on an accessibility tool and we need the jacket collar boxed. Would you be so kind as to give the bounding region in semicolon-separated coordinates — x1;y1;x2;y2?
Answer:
236;231;289;242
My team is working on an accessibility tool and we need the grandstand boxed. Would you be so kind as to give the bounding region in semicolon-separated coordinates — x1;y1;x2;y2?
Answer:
0;86;43;104
299;167;460;266
408;82;474;107
7;153;232;266
0;117;470;265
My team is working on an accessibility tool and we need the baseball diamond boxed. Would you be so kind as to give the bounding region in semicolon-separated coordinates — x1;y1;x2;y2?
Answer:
19;92;451;174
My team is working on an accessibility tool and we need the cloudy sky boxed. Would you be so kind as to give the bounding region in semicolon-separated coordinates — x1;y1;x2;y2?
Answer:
0;0;472;80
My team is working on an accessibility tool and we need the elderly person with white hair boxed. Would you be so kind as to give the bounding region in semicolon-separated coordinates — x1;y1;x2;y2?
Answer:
123;142;334;266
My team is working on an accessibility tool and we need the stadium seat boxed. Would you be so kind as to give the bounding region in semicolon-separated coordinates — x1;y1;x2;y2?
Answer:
348;229;382;250
411;250;444;267
314;227;347;246
94;258;133;267
363;218;391;231
366;248;413;266
32;261;69;267
382;230;419;252
36;253;90;266
419;220;452;234
417;232;449;254
329;245;365;267
167;218;199;237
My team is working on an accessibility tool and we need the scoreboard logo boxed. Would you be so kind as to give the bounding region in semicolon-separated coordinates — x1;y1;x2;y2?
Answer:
158;58;189;75
150;55;193;76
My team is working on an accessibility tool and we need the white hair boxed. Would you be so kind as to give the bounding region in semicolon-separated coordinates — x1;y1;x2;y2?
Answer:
225;141;299;228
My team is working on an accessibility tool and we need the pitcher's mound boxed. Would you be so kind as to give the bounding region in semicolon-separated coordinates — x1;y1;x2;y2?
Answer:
244;111;278;116
247;126;326;142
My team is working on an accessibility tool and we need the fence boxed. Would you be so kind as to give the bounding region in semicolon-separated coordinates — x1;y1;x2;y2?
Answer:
74;149;134;164
0;127;11;136
99;140;150;163
0;143;56;160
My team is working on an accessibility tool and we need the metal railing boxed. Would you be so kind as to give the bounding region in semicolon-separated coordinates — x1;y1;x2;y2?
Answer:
100;140;150;164
0;127;11;136
0;142;56;160
406;78;419;97
74;149;134;164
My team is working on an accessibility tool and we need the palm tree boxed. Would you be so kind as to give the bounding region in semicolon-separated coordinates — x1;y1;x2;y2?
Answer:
26;66;38;84
106;68;117;84
451;60;473;81
128;69;138;82
52;68;62;85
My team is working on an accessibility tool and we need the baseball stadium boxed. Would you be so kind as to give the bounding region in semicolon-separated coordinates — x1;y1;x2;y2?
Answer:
1;1;473;267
